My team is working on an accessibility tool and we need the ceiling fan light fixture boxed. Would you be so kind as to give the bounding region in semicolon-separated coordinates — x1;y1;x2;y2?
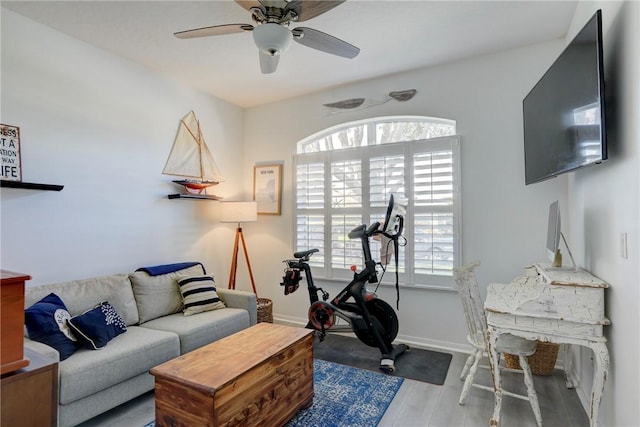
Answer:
252;23;293;56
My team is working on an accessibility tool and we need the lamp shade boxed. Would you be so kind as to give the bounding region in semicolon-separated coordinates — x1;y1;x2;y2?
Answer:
220;201;258;223
252;23;293;56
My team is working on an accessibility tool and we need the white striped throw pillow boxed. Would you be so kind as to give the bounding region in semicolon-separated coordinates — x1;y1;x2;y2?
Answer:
177;275;226;316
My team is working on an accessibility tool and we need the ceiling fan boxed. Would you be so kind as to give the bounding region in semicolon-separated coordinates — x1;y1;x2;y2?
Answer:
174;0;360;74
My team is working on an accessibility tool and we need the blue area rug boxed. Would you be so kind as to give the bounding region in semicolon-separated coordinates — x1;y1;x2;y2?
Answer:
144;358;403;427
287;359;404;426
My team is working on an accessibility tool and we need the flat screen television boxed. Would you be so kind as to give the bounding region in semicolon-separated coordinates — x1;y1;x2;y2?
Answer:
523;9;607;185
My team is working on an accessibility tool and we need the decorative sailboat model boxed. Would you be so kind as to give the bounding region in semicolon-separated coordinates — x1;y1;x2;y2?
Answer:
163;111;224;199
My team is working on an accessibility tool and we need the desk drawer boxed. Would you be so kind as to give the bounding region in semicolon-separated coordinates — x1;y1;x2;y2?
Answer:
487;312;605;340
521;283;606;321
487;279;607;325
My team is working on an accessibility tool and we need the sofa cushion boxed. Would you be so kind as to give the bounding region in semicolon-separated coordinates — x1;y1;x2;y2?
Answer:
216;288;259;326
178;275;226;316
68;302;127;350
25;293;78;360
24;274;139;326
58;371;155;427
129;264;205;323
58;325;179;405
140;308;250;354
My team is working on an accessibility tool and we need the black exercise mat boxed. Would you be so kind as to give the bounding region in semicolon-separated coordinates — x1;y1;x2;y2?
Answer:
313;333;453;385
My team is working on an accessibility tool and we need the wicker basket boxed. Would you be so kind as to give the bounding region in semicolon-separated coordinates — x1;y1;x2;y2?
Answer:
505;341;559;376
257;298;273;323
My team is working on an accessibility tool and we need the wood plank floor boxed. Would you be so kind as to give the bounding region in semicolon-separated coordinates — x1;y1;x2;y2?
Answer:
78;350;588;427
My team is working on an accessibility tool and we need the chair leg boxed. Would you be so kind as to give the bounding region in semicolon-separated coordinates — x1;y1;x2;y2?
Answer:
519;355;542;427
459;348;482;405
488;334;503;426
460;352;475;380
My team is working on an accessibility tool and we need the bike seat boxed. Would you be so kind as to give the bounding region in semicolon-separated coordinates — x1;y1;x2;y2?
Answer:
294;248;319;260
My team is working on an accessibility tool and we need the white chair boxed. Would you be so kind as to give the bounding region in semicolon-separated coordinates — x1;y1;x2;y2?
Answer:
453;262;542;427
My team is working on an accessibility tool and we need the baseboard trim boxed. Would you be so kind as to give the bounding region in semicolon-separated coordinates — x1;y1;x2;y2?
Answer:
274;315;584;365
273;315;472;354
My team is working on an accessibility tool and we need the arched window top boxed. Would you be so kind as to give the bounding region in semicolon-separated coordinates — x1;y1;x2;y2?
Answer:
297;115;456;154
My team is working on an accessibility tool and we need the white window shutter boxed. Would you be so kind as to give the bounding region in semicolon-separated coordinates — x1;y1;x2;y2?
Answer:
294;118;460;289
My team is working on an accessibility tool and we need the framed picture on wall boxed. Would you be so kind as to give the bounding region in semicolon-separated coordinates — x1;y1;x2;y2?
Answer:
0;124;22;182
253;164;282;215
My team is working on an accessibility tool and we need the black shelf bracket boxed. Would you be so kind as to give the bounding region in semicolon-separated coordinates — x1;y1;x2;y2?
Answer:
1;180;64;191
167;194;222;201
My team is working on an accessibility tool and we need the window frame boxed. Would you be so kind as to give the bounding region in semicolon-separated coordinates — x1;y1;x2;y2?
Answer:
293;116;461;290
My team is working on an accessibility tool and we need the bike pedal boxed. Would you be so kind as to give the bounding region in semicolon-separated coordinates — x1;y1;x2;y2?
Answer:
379;358;395;374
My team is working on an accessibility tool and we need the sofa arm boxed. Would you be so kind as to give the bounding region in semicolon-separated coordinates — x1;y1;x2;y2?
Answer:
217;289;258;326
24;337;61;363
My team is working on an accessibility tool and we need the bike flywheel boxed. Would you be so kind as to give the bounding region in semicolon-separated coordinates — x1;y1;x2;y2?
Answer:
308;301;336;331
353;298;399;347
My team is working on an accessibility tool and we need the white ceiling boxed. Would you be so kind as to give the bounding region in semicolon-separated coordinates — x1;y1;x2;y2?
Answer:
2;0;577;108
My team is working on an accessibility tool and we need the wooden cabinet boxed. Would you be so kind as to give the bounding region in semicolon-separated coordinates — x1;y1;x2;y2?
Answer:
151;323;314;427
1;270;31;374
1;347;58;427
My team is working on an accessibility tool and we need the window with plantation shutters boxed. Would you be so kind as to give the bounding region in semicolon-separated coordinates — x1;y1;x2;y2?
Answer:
294;117;460;289
296;162;325;268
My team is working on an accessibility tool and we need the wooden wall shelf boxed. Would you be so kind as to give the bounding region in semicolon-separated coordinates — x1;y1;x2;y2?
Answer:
1;180;63;191
168;194;222;201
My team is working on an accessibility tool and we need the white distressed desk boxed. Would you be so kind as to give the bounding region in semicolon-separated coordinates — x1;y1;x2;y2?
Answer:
485;264;610;427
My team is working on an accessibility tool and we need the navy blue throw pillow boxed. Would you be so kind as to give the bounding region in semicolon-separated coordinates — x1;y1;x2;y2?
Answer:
25;293;78;360
67;302;127;350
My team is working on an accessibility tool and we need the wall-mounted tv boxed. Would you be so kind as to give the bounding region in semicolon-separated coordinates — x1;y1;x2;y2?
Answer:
523;9;607;185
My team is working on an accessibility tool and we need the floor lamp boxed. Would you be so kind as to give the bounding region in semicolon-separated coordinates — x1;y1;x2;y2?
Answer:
220;201;258;293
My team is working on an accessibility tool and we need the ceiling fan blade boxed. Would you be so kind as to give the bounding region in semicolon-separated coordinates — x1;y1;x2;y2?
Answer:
234;1;263;13
174;24;253;39
285;1;346;22
235;1;292;14
292;27;359;59
259;51;279;74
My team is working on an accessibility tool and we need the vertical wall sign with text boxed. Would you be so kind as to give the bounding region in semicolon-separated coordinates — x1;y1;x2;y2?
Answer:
253;164;282;215
0;124;22;182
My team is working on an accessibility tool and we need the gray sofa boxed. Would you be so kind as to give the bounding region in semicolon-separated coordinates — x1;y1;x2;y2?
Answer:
23;264;257;427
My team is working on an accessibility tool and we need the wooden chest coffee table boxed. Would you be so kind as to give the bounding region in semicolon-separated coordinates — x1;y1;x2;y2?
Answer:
150;323;314;427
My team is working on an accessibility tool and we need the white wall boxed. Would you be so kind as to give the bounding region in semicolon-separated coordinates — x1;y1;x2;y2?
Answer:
566;2;639;425
3;3;637;425
242;4;640;423
0;9;245;284
242;41;569;350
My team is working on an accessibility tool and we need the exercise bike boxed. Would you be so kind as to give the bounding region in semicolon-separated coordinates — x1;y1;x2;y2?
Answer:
280;195;408;373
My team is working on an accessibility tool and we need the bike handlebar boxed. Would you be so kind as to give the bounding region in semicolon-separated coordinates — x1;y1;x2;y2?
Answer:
292;215;403;267
347;221;381;240
367;221;381;236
